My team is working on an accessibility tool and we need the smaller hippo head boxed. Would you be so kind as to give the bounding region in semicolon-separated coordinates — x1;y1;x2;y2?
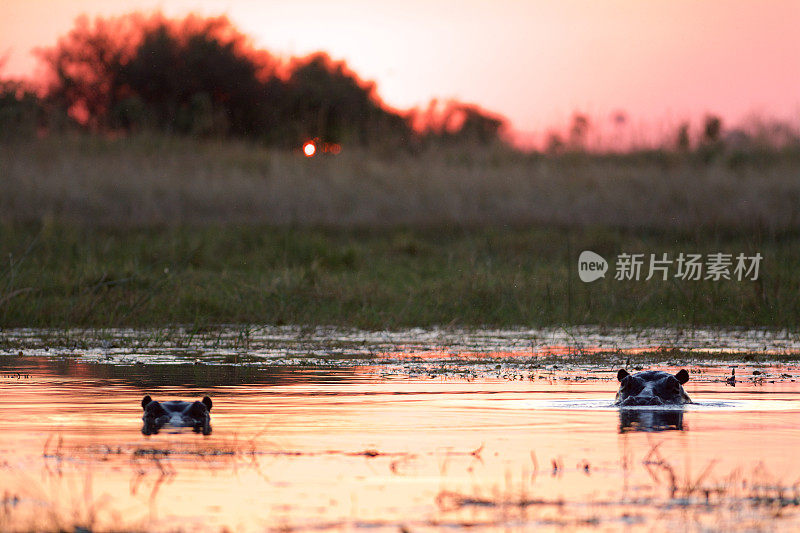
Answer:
141;395;213;435
615;369;691;407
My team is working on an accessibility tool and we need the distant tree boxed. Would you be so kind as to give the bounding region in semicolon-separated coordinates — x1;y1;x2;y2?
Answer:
37;13;279;135
283;53;410;146
545;131;565;154
703;115;722;144
119;16;275;136
411;99;506;146
450;104;505;144
568;113;590;150
37;14;143;129
676;122;691;151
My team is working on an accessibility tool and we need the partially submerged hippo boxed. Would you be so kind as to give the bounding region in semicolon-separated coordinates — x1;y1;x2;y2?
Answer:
141;395;212;435
614;369;692;407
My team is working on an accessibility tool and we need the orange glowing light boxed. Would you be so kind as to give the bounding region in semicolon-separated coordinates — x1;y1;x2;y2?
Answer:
303;141;316;157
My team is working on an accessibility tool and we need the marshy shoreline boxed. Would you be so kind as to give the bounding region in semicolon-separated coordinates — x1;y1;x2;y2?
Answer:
1;221;798;330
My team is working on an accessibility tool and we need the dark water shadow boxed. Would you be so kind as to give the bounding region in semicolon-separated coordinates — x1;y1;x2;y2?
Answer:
618;408;684;433
0;355;364;389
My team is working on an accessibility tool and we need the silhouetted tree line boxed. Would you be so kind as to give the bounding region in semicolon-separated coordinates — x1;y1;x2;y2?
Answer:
0;13;507;148
540;111;800;161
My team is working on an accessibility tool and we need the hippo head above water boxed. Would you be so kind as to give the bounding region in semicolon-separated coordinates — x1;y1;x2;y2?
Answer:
614;369;692;407
141;395;213;435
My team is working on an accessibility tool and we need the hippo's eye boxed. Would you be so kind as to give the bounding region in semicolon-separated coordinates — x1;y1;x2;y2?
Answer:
622;377;644;394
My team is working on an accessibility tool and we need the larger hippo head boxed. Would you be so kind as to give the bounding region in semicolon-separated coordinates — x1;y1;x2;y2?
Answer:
614;369;691;407
141;395;213;435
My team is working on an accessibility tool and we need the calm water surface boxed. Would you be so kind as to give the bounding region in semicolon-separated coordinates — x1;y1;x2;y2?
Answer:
1;348;800;531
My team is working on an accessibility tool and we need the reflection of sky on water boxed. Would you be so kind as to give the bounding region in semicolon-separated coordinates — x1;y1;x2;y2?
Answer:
2;352;800;531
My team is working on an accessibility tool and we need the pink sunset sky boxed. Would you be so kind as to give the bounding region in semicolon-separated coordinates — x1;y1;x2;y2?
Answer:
1;0;799;143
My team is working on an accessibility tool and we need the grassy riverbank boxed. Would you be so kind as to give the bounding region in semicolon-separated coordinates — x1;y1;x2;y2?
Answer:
1;223;797;329
3;134;799;329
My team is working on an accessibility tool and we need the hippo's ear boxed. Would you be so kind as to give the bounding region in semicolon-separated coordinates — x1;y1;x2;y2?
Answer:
617;369;630;381
675;369;690;384
141;395;153;409
202;396;212;411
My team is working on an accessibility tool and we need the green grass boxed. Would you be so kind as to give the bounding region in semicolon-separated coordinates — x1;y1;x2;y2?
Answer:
3;134;800;330
1;223;798;329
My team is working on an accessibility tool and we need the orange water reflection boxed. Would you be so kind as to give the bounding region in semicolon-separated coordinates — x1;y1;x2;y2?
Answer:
1;358;800;531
